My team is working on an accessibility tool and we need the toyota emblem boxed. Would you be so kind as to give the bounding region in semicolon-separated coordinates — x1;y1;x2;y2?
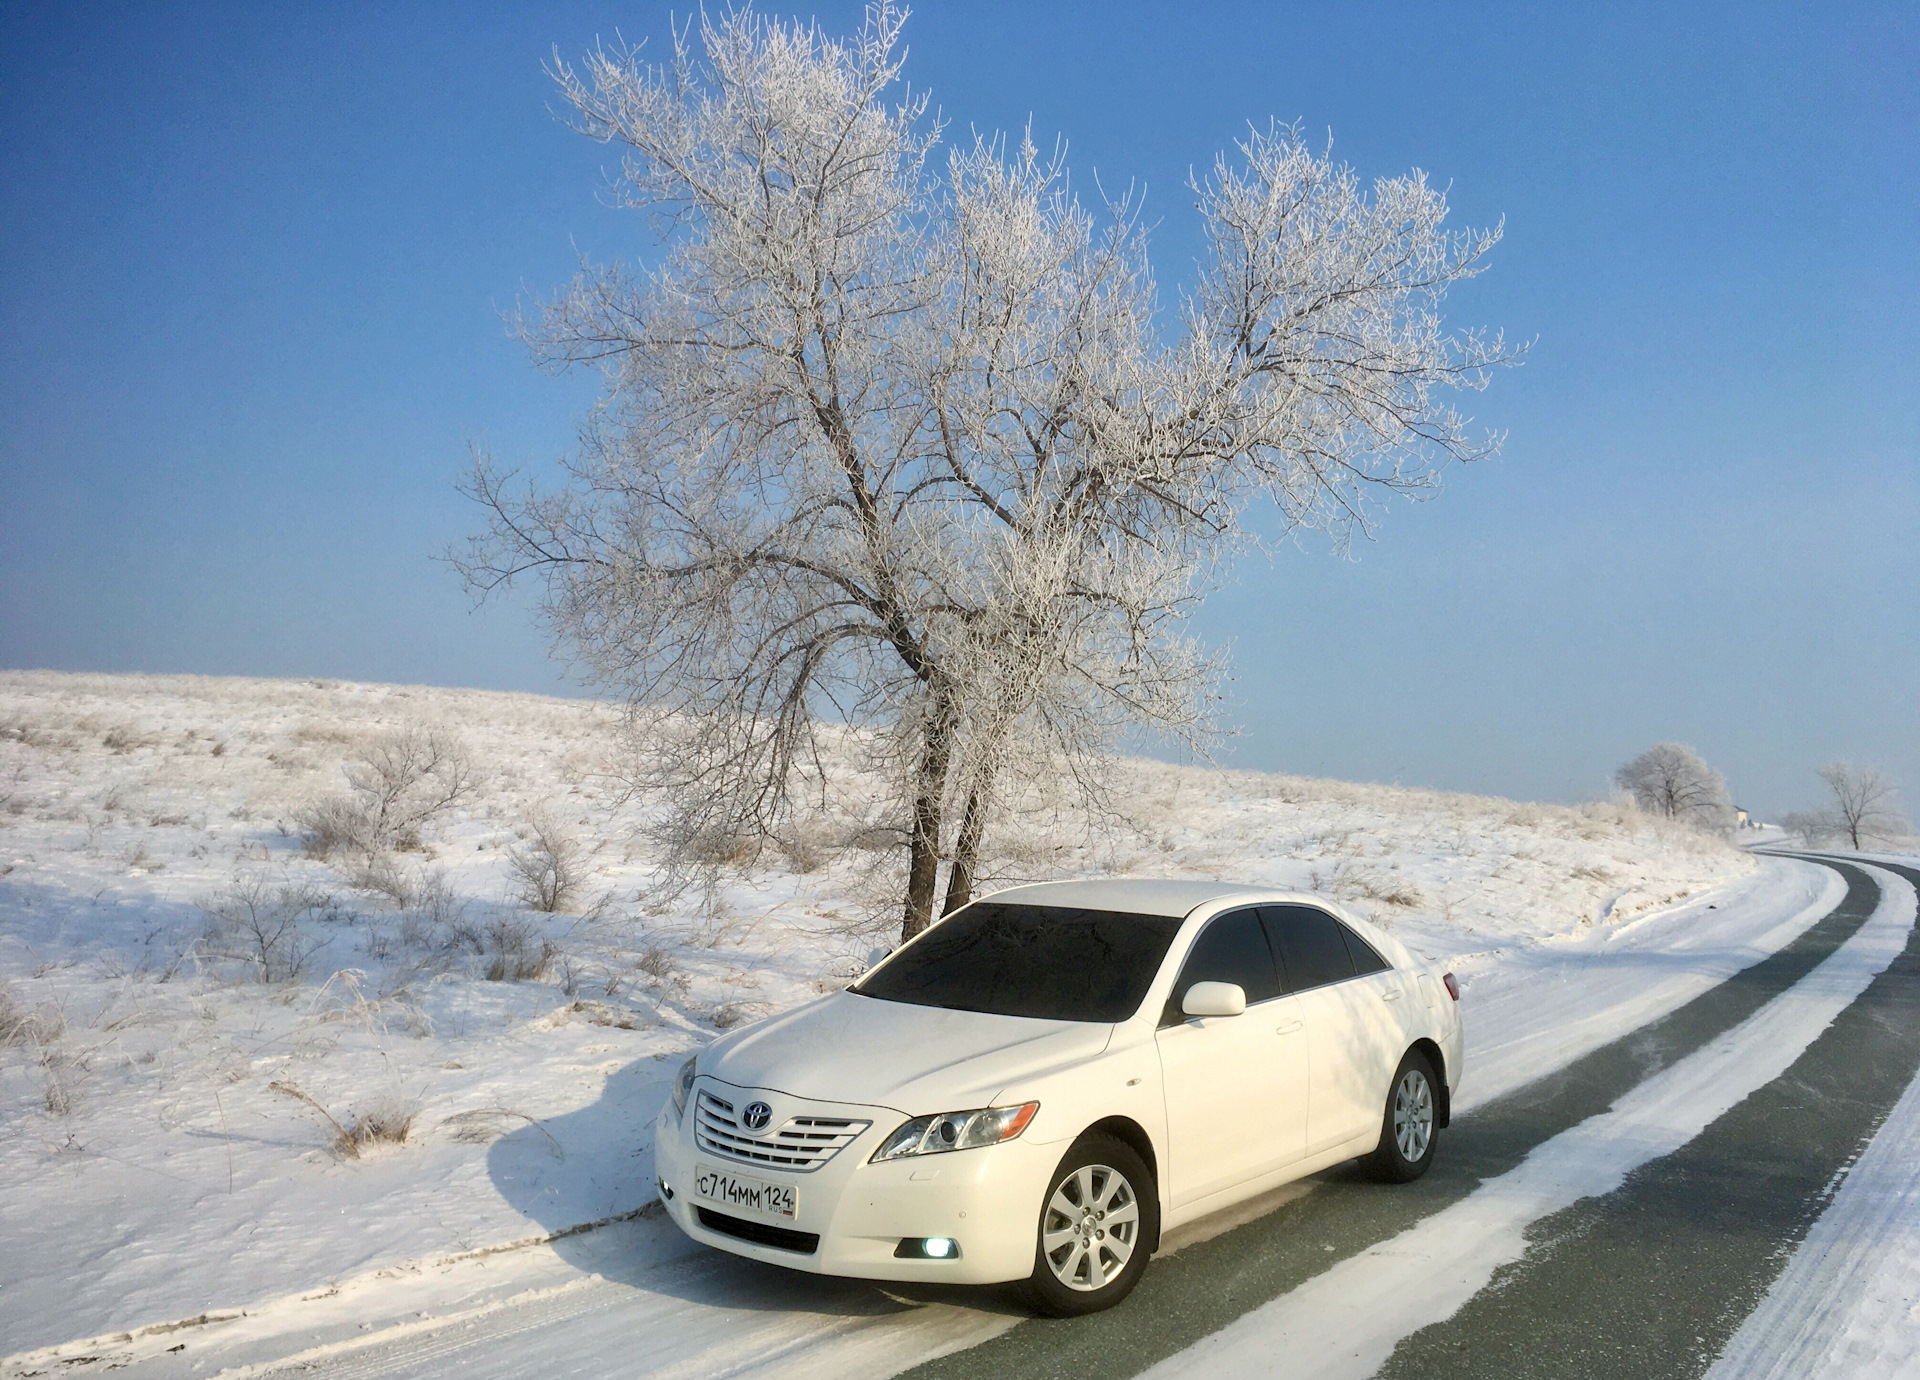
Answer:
742;1100;773;1133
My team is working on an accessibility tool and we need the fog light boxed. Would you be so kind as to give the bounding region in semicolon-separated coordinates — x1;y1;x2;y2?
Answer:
658;1178;675;1202
894;1236;962;1260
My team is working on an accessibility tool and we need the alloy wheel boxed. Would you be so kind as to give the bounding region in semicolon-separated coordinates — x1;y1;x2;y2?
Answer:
1041;1163;1140;1291
1393;1067;1434;1162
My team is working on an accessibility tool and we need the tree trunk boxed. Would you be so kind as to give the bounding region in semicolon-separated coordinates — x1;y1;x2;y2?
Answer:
901;706;957;942
941;778;991;917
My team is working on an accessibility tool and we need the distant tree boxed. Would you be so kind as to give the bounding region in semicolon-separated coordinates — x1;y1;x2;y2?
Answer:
458;5;1518;940
1778;810;1831;847
1615;743;1734;833
1816;762;1906;849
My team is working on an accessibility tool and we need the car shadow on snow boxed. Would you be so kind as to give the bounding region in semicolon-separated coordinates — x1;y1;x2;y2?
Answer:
484;1056;1031;1321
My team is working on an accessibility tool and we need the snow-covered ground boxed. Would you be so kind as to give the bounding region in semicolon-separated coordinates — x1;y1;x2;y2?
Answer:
0;670;1761;1358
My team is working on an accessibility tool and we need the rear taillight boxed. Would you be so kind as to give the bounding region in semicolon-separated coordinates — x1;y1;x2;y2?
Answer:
1441;972;1460;1001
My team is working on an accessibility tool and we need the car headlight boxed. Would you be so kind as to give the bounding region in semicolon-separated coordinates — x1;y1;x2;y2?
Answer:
871;1102;1039;1162
672;1056;697;1117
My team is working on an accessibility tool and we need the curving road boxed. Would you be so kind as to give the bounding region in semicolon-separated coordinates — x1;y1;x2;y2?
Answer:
12;854;1917;1380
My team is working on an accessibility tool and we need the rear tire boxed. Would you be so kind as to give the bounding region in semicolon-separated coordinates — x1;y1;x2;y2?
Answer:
1024;1132;1158;1317
1364;1049;1439;1183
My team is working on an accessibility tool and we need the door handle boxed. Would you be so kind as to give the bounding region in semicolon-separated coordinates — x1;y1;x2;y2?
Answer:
1381;989;1403;1002
1275;1020;1303;1035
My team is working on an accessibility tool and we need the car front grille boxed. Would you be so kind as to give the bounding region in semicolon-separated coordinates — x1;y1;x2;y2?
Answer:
694;1089;870;1173
696;1207;820;1254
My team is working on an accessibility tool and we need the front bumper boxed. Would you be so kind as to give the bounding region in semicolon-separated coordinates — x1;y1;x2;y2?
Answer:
654;1079;1056;1285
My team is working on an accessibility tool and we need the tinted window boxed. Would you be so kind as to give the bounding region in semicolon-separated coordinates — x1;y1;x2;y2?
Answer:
855;903;1183;1023
1343;924;1392;975
1263;905;1356;991
1162;909;1280;1026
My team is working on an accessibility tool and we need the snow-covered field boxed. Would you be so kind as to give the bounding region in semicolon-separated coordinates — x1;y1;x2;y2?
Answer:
0;670;1759;1357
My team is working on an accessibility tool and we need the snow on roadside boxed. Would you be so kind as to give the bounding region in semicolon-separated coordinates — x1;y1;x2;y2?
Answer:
0;671;1755;1355
1453;859;1843;1109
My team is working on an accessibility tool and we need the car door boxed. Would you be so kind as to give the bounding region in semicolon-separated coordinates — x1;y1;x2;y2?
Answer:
1337;921;1414;1094
1262;905;1405;1154
1155;907;1310;1206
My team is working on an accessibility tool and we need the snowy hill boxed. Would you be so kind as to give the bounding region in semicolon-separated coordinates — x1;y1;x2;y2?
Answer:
0;670;1760;1355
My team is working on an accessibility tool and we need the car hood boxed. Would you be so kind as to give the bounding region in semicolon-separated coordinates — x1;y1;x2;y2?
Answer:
700;991;1112;1113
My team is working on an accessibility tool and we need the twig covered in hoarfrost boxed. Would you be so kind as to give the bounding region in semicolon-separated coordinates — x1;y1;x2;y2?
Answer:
457;3;1520;939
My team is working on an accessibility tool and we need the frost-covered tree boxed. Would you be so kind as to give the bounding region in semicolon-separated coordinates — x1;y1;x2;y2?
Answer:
458;4;1516;939
1778;810;1831;847
1615;743;1733;833
1817;762;1906;849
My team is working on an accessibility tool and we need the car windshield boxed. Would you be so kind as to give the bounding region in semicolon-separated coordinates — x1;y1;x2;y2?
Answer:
853;903;1184;1023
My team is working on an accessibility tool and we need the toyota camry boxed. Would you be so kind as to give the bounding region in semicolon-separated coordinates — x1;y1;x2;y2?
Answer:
652;879;1464;1314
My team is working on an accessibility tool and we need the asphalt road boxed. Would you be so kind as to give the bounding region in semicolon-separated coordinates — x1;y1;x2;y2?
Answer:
1377;855;1920;1380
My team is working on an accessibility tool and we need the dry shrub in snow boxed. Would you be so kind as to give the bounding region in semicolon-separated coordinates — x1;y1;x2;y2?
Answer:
297;726;478;864
395;867;468;961
678;825;759;870
507;810;585;913
198;875;335;983
100;726;156;754
297;794;370;860
634;943;688;993
774;820;831;875
0;982;66;1049
481;917;558;982
566;998;645;1030
270;1080;416;1157
341;1098;417;1152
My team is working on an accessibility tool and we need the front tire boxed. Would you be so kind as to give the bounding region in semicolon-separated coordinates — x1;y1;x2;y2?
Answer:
1365;1049;1439;1183
1024;1132;1158;1317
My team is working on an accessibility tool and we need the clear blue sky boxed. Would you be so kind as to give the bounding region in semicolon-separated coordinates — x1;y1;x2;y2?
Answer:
3;2;1914;820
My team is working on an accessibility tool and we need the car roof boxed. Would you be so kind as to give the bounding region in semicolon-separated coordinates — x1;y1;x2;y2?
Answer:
978;878;1305;919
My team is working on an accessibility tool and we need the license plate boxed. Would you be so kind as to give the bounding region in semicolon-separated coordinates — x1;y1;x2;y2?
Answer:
694;1163;798;1219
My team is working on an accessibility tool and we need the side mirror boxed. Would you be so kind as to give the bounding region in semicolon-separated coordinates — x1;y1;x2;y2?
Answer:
1182;981;1247;1019
866;945;892;970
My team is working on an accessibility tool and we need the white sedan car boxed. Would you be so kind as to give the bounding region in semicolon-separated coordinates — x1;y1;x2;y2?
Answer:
653;879;1464;1314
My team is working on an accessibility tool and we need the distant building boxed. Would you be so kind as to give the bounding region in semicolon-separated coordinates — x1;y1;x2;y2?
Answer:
1734;806;1751;828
